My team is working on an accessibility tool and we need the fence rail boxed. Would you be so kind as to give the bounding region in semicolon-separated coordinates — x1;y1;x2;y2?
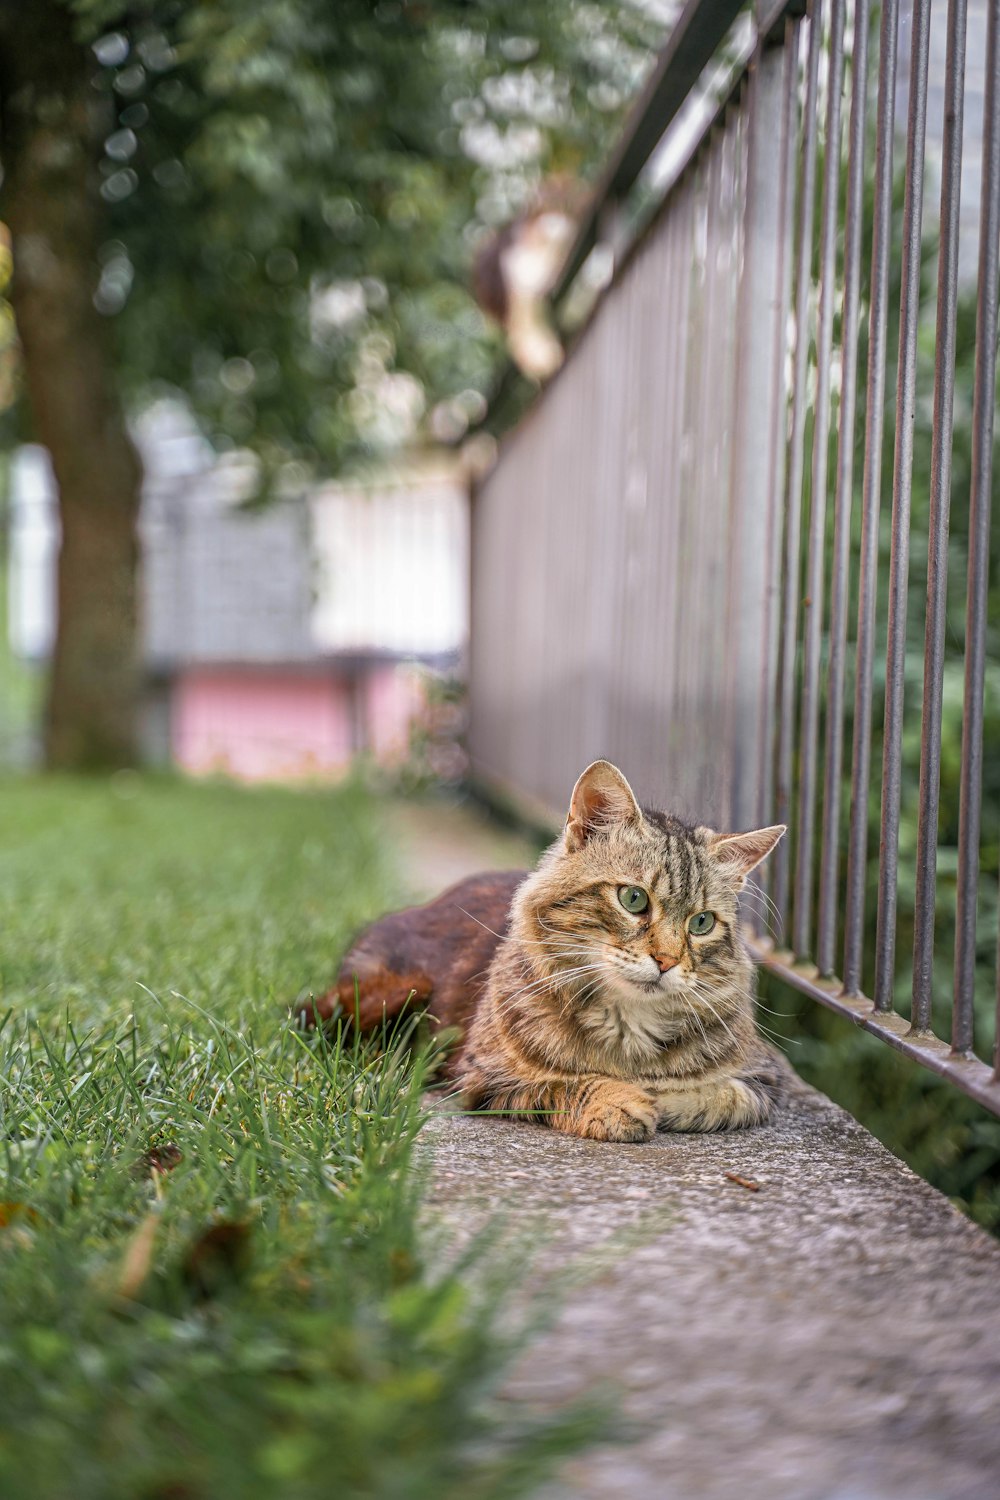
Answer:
468;0;1000;1114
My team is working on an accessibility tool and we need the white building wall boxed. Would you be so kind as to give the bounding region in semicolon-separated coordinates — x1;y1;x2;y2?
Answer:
8;445;57;661
310;472;469;659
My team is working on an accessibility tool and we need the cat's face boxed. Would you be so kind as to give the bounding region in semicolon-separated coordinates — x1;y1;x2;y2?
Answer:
516;761;784;1007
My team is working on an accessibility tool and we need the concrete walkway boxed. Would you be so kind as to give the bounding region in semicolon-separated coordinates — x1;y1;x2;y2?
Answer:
390;795;1000;1499
382;793;540;898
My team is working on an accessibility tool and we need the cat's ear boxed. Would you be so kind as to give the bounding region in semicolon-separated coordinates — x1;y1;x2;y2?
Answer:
565;761;642;852
707;825;786;887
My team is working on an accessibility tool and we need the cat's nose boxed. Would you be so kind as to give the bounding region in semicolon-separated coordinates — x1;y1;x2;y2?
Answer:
651;952;680;973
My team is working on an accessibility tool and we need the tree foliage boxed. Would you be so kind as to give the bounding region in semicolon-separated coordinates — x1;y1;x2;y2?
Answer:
0;0;662;765
46;0;662;481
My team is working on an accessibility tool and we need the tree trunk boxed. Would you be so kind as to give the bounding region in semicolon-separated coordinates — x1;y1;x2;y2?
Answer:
0;0;142;770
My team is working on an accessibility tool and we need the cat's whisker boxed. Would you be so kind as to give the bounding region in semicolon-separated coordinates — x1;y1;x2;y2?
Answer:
558;973;604;1020
457;907;589;957
681;987;715;1038
528;936;600;962
455;907;507;940
493;962;608;1015
540;941;604;960
744;877;782;922
678;994;710;1051
686;983;743;1055
748;1014;800;1048
523;962;607;997
528;942;602;971
739;907;779;940
738;889;774;916
752;997;793;1017
534;911;596;943
755;1023;796;1048
740;880;784;939
742;877;780;907
495;980;603;1021
737;890;780;930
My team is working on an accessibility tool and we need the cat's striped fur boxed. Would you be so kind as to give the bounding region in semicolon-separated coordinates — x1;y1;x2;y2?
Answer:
307;761;788;1142
459;762;787;1139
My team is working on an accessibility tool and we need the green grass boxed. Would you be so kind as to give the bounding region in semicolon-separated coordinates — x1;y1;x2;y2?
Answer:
0;775;588;1499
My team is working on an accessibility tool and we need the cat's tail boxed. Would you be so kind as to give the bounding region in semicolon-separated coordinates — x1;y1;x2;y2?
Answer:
293;967;435;1033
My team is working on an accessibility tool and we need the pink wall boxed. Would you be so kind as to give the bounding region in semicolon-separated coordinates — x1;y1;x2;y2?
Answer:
173;670;354;781
171;665;428;782
363;663;425;763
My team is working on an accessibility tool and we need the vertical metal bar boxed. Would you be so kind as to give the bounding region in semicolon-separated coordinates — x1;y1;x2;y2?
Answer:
727;40;793;841
873;0;932;1012
757;19;799;853
816;0;871;976
843;0;900;997
911;0;969;1033
707;131;734;823
793;0;846;960
955;0;1000;1063
774;5;822;930
678;176;706;813
644;229;670;794
589;299;627;772
656;194;692;807
688;160;713;810
624;214;662;793
729;103;749;813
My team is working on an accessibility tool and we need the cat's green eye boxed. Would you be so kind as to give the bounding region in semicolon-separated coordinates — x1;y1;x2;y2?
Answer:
688;911;716;936
617;885;649;915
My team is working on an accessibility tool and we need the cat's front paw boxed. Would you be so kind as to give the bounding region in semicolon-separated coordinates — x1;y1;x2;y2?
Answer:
572;1082;658;1143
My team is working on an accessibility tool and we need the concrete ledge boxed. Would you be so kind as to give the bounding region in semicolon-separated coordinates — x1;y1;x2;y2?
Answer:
422;1075;1000;1500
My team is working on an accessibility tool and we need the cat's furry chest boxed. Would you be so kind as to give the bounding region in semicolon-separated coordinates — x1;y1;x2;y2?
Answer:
577;988;689;1066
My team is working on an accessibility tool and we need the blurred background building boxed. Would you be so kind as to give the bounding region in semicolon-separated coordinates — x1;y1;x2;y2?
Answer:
8;403;468;779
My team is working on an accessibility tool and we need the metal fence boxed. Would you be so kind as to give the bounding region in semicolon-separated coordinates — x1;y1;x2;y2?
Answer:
468;0;1000;1113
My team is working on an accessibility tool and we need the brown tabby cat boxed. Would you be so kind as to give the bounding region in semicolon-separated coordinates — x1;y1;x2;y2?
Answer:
304;761;788;1141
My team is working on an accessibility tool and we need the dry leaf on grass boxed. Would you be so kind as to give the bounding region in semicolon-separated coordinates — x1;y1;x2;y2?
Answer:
116;1211;161;1300
0;1202;40;1228
138;1143;184;1177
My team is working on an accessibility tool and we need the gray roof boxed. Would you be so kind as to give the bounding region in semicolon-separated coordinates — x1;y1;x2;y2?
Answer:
137;404;316;667
9;403;466;670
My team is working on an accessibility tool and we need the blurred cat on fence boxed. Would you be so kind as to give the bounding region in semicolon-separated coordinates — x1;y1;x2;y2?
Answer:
471;177;583;380
302;760;789;1141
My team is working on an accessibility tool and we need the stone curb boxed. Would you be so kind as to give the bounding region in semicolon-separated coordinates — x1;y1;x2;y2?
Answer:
421;1081;1000;1500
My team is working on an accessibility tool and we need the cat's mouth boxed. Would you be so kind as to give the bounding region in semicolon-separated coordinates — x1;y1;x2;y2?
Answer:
603;956;689;1001
622;970;687;999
